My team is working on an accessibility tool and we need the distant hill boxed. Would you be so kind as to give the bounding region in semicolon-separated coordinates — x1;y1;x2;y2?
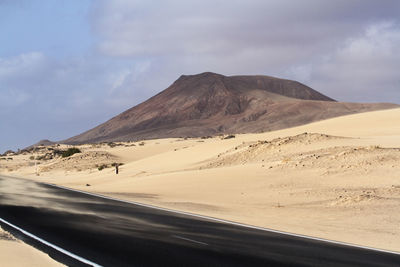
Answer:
63;72;398;144
23;139;56;151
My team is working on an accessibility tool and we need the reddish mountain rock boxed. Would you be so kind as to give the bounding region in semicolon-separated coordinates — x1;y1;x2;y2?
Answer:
64;72;398;144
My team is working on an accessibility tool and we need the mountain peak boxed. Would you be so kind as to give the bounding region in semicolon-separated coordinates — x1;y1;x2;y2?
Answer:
176;72;224;83
181;71;222;78
172;72;333;102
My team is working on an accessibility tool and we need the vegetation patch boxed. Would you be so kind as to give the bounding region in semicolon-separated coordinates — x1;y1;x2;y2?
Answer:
97;162;124;171
61;148;81;158
223;135;236;140
107;142;117;148
97;164;108;171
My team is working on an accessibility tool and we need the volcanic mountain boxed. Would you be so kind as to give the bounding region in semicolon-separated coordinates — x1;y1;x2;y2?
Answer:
64;72;398;144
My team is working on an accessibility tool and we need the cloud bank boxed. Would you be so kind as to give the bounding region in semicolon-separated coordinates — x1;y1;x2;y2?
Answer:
90;0;400;102
1;0;400;152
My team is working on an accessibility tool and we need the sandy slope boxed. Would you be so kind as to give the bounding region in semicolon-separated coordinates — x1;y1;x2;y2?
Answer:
2;108;400;255
0;226;64;267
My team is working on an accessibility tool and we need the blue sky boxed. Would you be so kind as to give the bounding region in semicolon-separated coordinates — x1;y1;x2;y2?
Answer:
0;0;92;58
1;0;400;153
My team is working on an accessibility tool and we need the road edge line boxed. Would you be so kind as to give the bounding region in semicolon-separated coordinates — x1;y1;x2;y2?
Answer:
0;217;102;267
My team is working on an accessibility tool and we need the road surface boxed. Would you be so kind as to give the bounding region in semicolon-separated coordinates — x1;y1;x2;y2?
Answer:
0;175;399;266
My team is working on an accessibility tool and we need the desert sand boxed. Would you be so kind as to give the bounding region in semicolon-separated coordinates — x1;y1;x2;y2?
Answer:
1;108;400;257
0;226;64;267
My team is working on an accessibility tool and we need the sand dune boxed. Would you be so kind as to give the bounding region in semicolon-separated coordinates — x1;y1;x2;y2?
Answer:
2;108;400;252
40;150;119;172
0;226;64;267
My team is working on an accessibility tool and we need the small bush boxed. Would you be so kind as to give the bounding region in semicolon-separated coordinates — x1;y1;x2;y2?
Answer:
2;150;15;156
53;149;64;156
29;156;35;160
98;164;108;171
107;142;117;148
61;148;81;158
223;135;236;140
36;155;46;160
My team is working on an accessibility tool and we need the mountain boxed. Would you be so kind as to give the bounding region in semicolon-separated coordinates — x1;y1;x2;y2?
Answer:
64;72;398;144
32;139;55;147
22;139;56;151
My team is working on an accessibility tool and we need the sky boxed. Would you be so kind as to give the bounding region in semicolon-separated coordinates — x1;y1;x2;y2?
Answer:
1;0;400;153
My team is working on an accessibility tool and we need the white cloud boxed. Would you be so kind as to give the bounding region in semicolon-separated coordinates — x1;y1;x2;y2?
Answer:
94;1;341;61
0;52;45;79
0;51;155;117
286;64;313;84
302;21;400;102
0;52;45;108
109;69;131;93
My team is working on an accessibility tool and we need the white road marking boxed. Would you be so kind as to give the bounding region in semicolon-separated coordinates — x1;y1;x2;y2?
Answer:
172;235;209;246
0;217;102;267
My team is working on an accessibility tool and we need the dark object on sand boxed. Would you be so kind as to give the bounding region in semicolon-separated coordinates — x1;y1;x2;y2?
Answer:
61;147;81;158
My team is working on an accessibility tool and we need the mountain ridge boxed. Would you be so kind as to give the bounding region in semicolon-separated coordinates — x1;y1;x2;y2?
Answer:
63;72;398;144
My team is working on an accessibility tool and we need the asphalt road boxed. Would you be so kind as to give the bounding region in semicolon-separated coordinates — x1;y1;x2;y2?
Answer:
0;175;399;267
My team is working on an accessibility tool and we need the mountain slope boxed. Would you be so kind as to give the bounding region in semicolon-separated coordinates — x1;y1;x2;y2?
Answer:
64;72;398;144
